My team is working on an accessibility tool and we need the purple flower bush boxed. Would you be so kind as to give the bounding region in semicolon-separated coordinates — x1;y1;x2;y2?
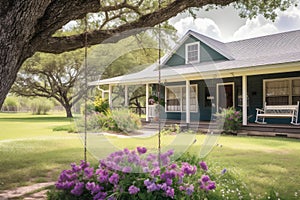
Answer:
50;147;217;200
215;107;242;134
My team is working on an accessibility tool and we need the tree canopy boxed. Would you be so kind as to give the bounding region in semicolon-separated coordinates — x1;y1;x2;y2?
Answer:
0;0;297;108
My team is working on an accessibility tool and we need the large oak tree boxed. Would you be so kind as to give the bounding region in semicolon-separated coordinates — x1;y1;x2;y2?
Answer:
0;0;296;108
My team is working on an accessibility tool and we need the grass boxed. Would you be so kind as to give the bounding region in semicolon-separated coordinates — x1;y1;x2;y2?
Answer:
0;112;300;199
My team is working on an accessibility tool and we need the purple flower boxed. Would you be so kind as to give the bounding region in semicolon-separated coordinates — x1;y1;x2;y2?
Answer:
123;148;130;155
70;182;84;196
208;182;216;190
199;161;208;171
165;178;173;186
71;163;81;172
181;162;197;175
160;183;168;191
146;153;157;162
80;160;89;169
109;173;119;185
94;191;107;200
128;185;140;195
55;180;75;190
147;183;160;192
169;163;177;169
221;168;227;174
165;187;174;198
199;175;216;191
122;166;132;173
96;169;109;183
201;175;210;183
179;185;185;191
84;167;94;179
86;181;96;191
186;184;194;196
143;179;150;186
150;167;160;177
137;146;147;154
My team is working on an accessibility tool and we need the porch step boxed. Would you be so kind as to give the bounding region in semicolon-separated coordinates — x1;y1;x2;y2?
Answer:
241;123;300;134
141;120;218;133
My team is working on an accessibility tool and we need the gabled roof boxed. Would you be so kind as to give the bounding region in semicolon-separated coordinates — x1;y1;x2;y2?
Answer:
188;30;234;60
89;29;300;86
161;30;233;65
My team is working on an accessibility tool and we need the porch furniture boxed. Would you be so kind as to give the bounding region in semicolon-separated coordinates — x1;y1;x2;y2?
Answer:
148;104;158;118
255;101;299;125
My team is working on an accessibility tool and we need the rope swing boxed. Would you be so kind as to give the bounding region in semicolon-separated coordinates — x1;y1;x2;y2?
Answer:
157;0;162;167
84;16;88;162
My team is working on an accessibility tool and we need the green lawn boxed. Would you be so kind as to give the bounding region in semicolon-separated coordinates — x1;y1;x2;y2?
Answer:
0;112;300;199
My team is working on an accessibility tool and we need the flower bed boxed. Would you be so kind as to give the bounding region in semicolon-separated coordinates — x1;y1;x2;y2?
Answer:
48;147;216;200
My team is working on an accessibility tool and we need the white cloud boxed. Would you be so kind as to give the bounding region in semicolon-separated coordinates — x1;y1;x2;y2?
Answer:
232;6;300;41
232;17;278;40
173;17;222;41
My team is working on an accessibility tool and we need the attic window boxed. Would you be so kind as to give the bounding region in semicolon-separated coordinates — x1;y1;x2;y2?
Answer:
185;42;200;64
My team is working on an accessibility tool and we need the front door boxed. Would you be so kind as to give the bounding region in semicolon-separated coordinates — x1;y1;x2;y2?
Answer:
217;83;234;111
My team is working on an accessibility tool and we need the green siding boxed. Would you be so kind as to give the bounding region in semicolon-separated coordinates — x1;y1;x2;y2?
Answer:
164;77;242;121
155;71;300;124
164;35;227;67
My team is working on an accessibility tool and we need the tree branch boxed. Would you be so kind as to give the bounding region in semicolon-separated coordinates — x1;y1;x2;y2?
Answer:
37;0;235;53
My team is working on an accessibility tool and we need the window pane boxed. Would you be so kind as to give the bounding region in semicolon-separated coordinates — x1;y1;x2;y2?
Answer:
266;96;289;105
187;44;199;63
166;85;198;112
292;79;300;95
265;80;289;105
266;80;289;96
166;87;181;111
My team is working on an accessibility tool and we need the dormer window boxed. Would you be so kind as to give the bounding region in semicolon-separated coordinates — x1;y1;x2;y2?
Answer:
185;42;200;64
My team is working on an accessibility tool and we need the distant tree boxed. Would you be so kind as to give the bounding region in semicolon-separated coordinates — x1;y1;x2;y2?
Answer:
12;35;158;117
12;50;85;118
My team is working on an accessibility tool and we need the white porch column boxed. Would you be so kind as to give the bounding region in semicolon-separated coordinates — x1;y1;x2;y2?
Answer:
146;83;149;122
186;80;190;124
102;90;105;99
242;75;248;125
124;85;128;107
108;84;112;108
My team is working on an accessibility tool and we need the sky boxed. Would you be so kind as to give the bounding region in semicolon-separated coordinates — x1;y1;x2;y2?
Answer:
170;4;300;42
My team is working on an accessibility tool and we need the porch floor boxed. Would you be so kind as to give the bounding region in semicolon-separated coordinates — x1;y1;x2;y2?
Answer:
141;119;300;139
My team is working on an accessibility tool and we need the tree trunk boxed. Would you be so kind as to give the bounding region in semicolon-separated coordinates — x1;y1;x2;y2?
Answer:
0;1;47;107
64;104;73;118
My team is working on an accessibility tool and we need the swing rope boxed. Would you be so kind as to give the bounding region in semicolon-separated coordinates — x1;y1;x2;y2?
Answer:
84;16;88;162
157;0;162;167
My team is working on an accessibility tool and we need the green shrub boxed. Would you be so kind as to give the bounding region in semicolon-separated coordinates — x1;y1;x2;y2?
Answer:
77;109;141;134
111;108;142;133
215;107;242;134
53;124;78;133
30;98;53;115
2;96;20;112
80;100;95;115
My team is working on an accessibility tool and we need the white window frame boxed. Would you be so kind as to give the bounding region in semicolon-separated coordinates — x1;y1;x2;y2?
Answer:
263;77;300;105
216;82;235;111
165;84;198;113
185;42;200;64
